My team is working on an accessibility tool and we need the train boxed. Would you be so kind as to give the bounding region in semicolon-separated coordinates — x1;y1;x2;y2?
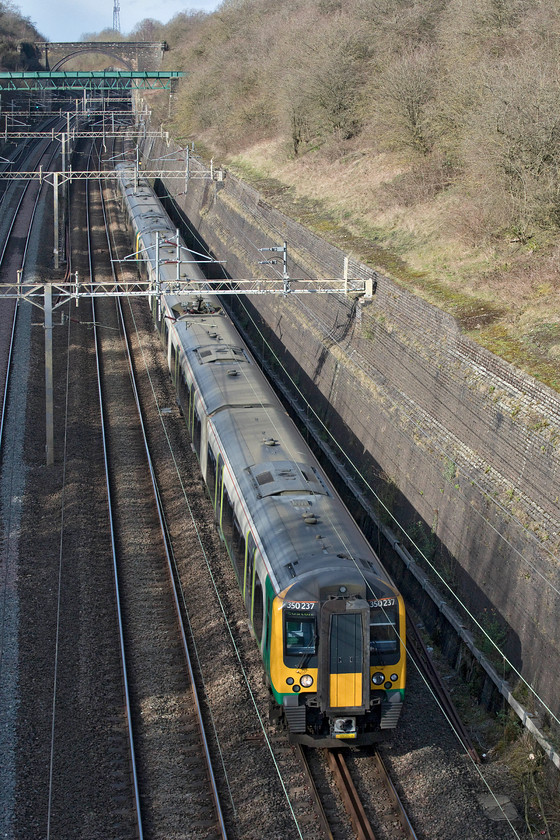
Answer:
115;163;406;746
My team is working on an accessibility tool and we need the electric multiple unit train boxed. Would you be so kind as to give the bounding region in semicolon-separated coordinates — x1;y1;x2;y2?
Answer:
116;164;406;746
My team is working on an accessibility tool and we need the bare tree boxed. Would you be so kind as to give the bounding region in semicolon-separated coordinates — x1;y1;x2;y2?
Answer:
468;55;560;235
375;46;437;154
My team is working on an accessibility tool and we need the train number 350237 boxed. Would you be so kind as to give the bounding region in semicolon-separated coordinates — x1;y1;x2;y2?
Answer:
285;601;316;610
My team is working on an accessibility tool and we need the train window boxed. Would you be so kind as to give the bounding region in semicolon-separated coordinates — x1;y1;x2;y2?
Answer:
221;480;234;546
188;385;195;431
369;608;399;666
246;546;254;602
253;574;264;642
283;613;318;668
232;517;245;582
245;534;256;600
206;445;216;502
285;618;317;655
170;343;177;383
193;407;202;456
178;373;189;418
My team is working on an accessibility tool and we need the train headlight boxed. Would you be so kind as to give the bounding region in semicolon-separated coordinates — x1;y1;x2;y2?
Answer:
390;673;399;682
286;677;294;685
371;671;385;685
300;674;314;688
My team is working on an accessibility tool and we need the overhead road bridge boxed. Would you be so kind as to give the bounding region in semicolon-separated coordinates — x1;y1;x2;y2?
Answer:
0;71;184;91
34;41;168;71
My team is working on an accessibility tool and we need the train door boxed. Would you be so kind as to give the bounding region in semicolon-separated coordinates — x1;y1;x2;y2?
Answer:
206;444;220;514
219;467;234;545
188;386;195;438
170;340;178;386
245;537;256;607
318;599;369;714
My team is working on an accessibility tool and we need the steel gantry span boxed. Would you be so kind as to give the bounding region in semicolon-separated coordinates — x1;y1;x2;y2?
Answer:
0;71;184;91
0;278;369;302
3;132;172;142
0;169;218;182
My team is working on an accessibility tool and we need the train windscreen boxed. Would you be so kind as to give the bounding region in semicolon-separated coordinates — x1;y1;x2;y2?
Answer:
369;604;399;666
284;611;318;668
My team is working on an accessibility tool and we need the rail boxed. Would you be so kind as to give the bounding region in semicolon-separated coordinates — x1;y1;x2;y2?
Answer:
326;750;377;840
92;152;228;837
407;617;481;764
89;157;145;840
0;126;62;449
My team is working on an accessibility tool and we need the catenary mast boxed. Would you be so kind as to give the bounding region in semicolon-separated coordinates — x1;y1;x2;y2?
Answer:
113;0;121;32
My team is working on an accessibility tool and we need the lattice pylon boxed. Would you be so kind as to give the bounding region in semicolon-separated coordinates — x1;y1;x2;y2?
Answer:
113;0;121;32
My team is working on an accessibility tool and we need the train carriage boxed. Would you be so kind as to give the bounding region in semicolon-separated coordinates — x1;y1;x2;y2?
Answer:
116;165;406;746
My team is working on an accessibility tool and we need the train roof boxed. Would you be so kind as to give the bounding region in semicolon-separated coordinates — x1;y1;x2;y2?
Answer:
118;169;401;606
117;170;208;284
170;299;284;415
163;293;398;599
211;404;396;598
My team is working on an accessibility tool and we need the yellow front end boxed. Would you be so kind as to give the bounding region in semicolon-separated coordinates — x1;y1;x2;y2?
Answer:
268;591;318;704
330;672;363;709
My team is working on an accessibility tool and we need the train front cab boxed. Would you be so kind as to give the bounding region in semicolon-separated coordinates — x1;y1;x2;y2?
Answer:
269;584;405;746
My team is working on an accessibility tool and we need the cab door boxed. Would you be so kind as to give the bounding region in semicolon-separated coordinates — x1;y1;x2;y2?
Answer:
329;612;364;708
318;599;369;713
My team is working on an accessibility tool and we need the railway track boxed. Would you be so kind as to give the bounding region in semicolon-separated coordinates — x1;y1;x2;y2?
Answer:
89;152;228;838
0;115;87;839
406;615;481;765
286;614;487;840
105;169;325;840
296;745;417;840
1;113;524;840
329;749;413;840
3;127;318;839
0;124;63;449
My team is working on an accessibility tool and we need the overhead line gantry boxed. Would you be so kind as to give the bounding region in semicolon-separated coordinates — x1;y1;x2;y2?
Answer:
0;71;184;91
0;90;373;463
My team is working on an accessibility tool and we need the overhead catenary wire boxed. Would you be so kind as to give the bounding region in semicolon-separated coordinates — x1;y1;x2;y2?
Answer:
228;282;560;731
45;299;72;840
180;156;559;565
122;296;307;840
179;157;559;588
172;170;560;734
150;156;556;830
132;214;525;837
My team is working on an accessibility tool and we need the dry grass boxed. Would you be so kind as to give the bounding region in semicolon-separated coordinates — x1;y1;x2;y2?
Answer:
496;732;560;839
227;139;560;393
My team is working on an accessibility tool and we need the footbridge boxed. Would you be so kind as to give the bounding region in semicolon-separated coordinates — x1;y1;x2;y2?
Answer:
34;41;168;71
